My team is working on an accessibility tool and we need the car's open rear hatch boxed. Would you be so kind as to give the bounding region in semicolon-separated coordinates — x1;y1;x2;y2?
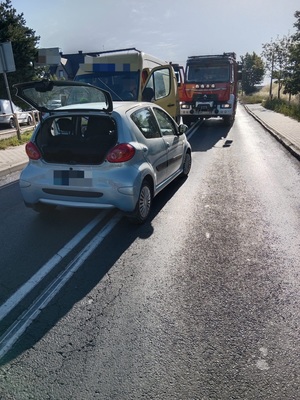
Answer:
37;115;117;165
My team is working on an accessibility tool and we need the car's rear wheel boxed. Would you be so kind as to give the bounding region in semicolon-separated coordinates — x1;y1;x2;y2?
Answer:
180;151;192;177
127;180;152;224
9;118;15;128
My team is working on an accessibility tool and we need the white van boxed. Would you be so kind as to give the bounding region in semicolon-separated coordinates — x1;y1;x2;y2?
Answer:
0;99;34;128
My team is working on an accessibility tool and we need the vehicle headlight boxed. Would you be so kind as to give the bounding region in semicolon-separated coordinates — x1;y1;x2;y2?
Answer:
181;104;190;109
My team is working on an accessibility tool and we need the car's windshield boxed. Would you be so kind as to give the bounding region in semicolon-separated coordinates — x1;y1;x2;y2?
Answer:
75;71;140;101
186;65;230;83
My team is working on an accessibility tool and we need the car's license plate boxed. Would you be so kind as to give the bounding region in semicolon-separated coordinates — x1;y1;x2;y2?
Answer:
54;170;92;186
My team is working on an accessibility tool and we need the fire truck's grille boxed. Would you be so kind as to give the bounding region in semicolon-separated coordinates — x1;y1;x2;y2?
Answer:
193;94;218;102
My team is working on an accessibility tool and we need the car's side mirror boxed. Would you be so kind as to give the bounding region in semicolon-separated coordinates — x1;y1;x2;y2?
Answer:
178;123;188;135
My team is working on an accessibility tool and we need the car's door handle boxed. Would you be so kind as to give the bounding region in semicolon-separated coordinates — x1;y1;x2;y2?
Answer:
167;104;175;107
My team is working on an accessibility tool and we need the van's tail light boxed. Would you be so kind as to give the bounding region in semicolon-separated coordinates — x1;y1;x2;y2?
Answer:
106;143;135;163
26;142;41;160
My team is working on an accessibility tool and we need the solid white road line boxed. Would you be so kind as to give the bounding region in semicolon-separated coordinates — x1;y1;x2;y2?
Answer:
0;211;109;322
0;212;122;359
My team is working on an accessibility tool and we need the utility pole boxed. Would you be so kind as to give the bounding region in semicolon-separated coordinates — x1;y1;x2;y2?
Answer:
0;41;21;139
269;43;274;99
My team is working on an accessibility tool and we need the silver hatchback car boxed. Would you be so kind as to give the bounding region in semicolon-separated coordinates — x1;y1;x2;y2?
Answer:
14;80;192;223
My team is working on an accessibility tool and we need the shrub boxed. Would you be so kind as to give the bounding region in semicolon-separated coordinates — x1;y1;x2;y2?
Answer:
263;98;300;121
0;130;33;150
239;93;266;104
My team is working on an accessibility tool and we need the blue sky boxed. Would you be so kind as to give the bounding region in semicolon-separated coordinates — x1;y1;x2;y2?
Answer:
11;0;299;67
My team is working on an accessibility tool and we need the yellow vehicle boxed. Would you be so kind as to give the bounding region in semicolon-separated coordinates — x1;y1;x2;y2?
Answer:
74;47;179;120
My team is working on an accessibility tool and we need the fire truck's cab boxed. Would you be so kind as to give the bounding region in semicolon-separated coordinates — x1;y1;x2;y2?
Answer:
179;52;240;126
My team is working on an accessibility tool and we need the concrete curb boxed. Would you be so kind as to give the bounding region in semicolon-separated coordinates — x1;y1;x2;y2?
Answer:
0;161;28;178
243;104;300;161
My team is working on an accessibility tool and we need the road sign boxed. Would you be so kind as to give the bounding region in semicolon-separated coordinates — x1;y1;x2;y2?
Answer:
0;42;16;73
35;48;60;66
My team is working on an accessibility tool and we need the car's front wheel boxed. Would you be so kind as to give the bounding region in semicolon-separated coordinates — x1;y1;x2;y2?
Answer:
127;180;152;224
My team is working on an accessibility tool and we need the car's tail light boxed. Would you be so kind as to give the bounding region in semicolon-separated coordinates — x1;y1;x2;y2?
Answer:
25;142;41;160
106;143;135;163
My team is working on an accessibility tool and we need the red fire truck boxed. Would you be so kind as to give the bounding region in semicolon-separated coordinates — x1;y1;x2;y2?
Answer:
179;52;240;126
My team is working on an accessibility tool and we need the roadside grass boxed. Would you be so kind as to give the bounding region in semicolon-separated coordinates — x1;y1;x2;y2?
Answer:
263;97;300;122
239;83;300;122
0;129;33;150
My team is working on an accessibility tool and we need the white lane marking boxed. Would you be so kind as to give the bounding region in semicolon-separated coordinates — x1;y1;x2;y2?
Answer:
256;347;270;370
0;211;109;322
186;119;202;140
256;359;270;371
259;347;268;357
0;212;122;359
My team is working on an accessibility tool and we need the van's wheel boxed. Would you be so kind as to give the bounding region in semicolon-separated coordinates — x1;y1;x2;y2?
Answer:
27;116;33;125
127;180;152;224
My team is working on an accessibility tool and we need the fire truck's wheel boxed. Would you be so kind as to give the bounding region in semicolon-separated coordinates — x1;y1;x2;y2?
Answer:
223;115;234;126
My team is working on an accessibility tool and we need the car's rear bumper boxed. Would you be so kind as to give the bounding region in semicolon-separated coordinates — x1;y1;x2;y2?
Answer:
19;163;143;212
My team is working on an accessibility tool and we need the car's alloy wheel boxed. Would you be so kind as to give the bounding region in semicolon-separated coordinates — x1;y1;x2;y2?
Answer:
9;118;15;128
180;151;192;177
128;180;152;224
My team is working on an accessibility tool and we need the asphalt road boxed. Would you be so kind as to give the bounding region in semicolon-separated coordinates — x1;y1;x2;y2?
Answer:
0;105;299;399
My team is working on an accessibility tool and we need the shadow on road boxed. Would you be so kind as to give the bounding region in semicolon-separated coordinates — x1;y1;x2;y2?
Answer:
0;176;188;365
189;118;232;152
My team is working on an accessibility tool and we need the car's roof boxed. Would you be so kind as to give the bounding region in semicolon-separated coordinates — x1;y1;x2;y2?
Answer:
55;101;152;114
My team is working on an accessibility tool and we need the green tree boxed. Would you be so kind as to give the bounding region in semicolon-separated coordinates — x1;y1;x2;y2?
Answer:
240;52;265;95
262;34;293;99
284;11;300;98
0;0;40;103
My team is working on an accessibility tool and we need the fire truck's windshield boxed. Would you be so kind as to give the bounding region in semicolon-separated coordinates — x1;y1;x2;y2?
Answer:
186;65;230;83
74;71;140;101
